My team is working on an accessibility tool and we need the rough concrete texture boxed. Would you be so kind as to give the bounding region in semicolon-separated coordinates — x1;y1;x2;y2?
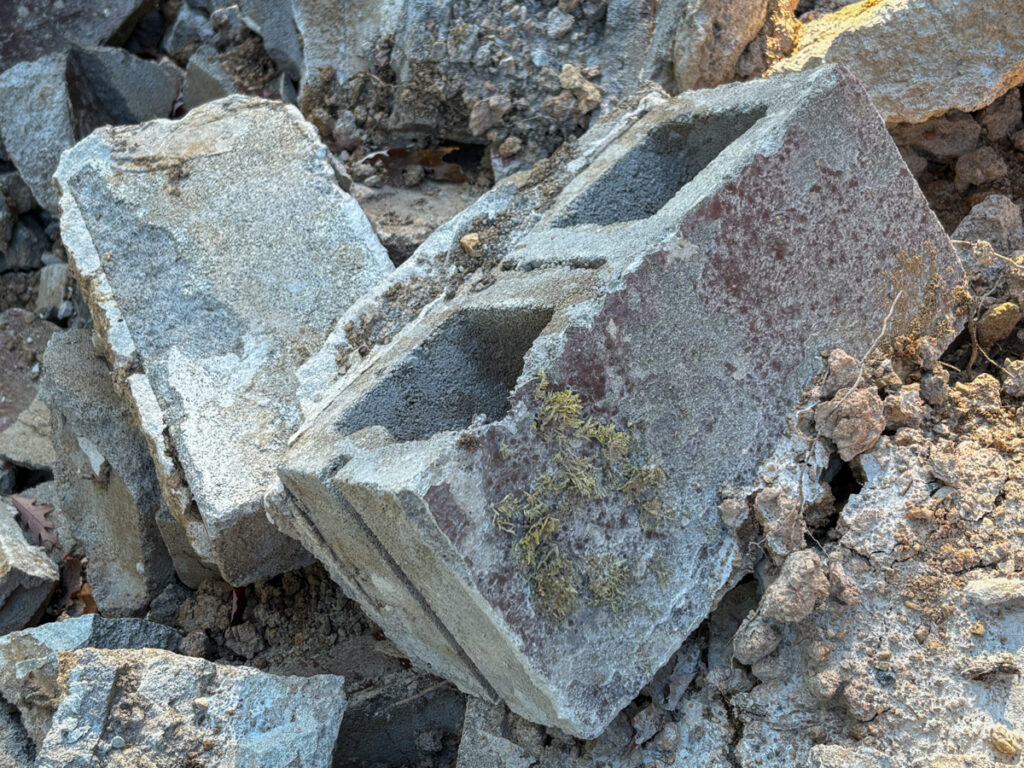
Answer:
0;309;57;470
457;698;535;768
56;96;394;586
270;0;797;164
39;329;182;614
0;47;182;214
0;498;58;635
0;0;150;71
7;647;345;768
771;0;1024;125
273;66;964;737
0;614;182;747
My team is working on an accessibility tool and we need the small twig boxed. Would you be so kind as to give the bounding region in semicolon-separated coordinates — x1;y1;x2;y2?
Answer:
966;310;979;378
387;681;451;710
838;290;903;404
979;346;1012;378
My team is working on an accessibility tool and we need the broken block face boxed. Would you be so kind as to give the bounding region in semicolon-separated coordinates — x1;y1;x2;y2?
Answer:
20;648;345;768
0;498;58;635
40;329;180;613
276;66;965;737
56;96;394;585
0;47;182;215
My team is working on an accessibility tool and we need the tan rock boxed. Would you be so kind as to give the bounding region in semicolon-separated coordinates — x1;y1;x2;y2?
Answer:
882;384;924;430
889;111;981;161
954;146;1008;192
978;87;1022;141
559;64;601;114
815;387;885;461
977;301;1022;346
771;0;1024;124
672;0;769;90
733;614;780;665
760;550;829;624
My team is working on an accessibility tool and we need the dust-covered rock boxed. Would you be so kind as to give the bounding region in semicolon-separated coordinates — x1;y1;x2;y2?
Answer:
56;96;394;586
771;0;1024;125
26;648;345;768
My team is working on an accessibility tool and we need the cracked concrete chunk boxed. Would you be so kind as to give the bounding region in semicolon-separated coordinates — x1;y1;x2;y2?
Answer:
0;47;182;215
457;698;535;768
16;647;345;768
274;66;963;737
39;329;180;614
0;614;181;748
56;96;394;585
0;0;150;71
0;497;58;635
771;0;1024;124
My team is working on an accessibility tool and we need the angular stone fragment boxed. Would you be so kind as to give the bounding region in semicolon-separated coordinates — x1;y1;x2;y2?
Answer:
0;47;182;214
10;647;344;768
39;329;179;614
952;194;1024;258
57;96;394;585
161;1;213;63
0;309;57;468
181;43;237;111
457;698;534;768
671;0;769;91
0;0;149;71
0;398;54;471
274;67;964;736
771;0;1024;124
0;219;47;273
889;111;981;161
979;87;1023;141
0;497;58;634
0;614;182;746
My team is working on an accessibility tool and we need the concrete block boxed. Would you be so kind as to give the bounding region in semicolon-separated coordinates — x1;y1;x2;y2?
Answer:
57;96;394;585
274;66;964;736
0;47;182;215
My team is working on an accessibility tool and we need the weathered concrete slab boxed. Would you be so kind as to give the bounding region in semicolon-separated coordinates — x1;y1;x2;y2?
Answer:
57;96;394;585
770;0;1024;124
0;615;179;748
2;646;344;767
274;66;965;737
0;497;58;634
39;329;180;614
0;0;150;71
0;47;182;214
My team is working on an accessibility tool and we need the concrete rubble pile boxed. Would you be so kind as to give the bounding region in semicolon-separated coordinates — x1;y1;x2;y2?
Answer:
0;0;1022;764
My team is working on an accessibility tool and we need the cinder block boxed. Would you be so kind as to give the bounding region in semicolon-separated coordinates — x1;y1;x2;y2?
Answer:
275;66;965;737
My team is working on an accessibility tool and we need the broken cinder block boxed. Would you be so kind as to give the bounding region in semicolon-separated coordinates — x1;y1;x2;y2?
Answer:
56;96;395;585
274;65;964;737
